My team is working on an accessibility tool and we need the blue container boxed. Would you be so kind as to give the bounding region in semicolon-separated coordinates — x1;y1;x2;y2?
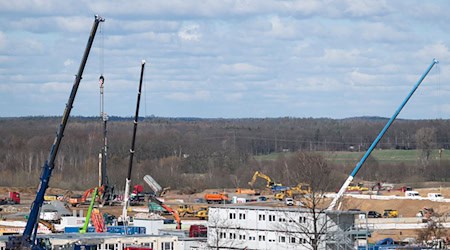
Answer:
106;226;146;235
64;227;95;233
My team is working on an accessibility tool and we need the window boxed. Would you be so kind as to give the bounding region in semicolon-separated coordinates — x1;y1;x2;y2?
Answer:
259;214;265;221
290;237;296;243
258;235;266;241
249;236;256;240
161;242;173;250
229;212;236;219
299;216;306;223
239;213;246;220
279;236;286;243
268;214;276;221
239;234;246;240
220;232;226;239
278;217;286;222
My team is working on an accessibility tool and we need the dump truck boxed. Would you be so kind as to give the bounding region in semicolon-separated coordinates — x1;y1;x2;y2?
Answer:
204;193;229;204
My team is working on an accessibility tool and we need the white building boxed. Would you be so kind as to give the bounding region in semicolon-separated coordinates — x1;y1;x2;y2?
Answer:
207;205;368;250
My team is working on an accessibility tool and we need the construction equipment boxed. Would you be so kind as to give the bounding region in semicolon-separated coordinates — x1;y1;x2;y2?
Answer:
347;182;369;192
383;209;399;218
98;74;115;205
6;15;104;250
248;171;288;191
177;205;195;217
120;60;146;225
38;220;56;233
143;174;170;197
130;185;147;205
328;59;439;211
235;188;260;195
0;192;20;205
79;187;99;233
148;196;182;229
204;193;229;204
194;207;208;220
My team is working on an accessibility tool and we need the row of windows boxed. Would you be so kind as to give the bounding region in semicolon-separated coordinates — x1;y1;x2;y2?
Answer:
219;232;308;244
229;212;246;220
259;214;307;224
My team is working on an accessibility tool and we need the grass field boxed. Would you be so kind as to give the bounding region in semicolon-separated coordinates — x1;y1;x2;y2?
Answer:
254;149;450;164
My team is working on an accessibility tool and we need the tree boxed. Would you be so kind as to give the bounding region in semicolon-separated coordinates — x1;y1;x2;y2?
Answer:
415;127;437;168
279;151;339;250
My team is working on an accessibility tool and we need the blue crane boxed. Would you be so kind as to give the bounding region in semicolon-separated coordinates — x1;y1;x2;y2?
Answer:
6;15;105;249
327;59;438;210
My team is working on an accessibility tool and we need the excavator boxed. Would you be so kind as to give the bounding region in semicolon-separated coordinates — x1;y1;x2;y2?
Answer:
274;183;312;200
6;15;105;249
149;196;182;229
248;171;288;192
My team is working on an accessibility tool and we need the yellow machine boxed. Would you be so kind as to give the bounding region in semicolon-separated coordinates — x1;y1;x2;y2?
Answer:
195;207;208;220
347;182;369;192
248;171;282;188
383;209;399;218
177;204;195;217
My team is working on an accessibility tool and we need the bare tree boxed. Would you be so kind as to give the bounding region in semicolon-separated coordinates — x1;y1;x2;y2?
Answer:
279;152;336;250
207;208;243;249
415;127;437;168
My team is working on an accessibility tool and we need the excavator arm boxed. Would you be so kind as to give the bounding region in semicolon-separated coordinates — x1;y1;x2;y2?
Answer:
149;196;181;229
248;171;275;188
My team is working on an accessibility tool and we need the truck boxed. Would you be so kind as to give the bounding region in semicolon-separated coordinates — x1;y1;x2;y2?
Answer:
204;193;229;204
427;193;443;200
405;190;420;197
0;192;20;205
189;225;207;237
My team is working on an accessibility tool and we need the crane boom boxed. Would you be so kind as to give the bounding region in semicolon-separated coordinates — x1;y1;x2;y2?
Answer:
327;59;438;210
6;15;105;249
121;60;146;224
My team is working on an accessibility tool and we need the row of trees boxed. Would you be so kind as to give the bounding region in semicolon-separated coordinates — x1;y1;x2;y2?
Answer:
0;117;448;191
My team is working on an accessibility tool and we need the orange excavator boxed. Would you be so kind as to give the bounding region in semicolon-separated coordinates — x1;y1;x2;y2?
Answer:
149;195;181;229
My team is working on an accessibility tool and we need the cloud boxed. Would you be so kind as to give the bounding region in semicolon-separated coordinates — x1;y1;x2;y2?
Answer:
178;23;201;41
64;59;74;67
218;63;264;74
165;90;211;101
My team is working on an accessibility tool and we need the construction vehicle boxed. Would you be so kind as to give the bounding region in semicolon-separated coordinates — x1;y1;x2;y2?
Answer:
149;195;182;229
235;188;260;195
204;193;229;204
38;220;56;233
347;182;369;192
189;225;207;237
143;174;170;197
248;171;288;192
195;207;208;220
0;192;20;205
130;184;147;206
177;205;195;217
383;209;399;218
119;60;146;225
6;15;105;250
327;59;438;211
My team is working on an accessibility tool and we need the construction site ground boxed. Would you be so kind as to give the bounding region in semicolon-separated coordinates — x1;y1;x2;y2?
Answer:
0;186;449;243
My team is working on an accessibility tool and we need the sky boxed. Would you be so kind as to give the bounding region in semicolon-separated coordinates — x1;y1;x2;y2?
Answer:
1;1;450;119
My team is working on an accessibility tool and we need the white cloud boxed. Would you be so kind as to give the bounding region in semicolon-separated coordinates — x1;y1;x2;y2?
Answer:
218;63;263;74
165;90;211;101
64;59;74;67
178;24;201;41
0;32;5;49
415;42;450;62
225;92;243;101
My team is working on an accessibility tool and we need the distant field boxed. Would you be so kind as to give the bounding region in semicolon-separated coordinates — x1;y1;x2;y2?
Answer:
254;149;450;164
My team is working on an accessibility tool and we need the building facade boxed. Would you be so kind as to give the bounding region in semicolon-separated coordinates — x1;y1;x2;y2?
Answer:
207;205;367;250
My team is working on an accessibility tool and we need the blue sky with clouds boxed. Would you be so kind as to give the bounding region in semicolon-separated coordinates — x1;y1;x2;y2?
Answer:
0;0;449;119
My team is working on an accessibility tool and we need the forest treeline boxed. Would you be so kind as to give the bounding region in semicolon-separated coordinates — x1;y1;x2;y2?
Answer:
0;116;449;192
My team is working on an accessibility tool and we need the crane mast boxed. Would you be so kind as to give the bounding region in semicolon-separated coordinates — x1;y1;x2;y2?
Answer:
121;60;146;224
327;59;438;211
6;15;105;249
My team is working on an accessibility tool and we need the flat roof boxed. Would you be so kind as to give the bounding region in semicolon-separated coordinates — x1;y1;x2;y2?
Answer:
209;204;359;215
